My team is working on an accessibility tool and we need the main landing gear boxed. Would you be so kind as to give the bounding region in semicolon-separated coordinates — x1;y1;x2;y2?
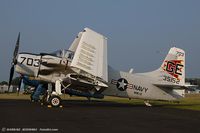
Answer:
40;93;63;108
48;95;62;107
40;81;63;108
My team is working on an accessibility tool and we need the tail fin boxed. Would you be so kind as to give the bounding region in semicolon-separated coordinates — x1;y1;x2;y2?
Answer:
145;47;185;86
160;47;185;85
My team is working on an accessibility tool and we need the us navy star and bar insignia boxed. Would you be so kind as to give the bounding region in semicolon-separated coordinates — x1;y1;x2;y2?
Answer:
111;78;149;94
111;78;133;91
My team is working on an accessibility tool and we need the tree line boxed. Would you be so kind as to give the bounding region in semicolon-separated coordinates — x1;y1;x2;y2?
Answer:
0;77;20;85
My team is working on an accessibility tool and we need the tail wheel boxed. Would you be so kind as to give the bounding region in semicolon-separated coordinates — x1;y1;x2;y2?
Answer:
49;95;62;107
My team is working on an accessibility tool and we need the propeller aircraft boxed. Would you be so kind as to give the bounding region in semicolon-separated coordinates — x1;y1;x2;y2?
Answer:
8;28;189;107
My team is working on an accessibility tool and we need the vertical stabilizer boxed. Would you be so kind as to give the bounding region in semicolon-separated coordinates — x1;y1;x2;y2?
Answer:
144;47;185;86
160;47;185;85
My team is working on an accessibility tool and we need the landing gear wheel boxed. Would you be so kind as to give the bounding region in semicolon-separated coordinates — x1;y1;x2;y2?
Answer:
49;95;62;107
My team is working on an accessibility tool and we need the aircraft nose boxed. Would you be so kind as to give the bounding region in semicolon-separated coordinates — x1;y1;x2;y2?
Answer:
16;53;22;64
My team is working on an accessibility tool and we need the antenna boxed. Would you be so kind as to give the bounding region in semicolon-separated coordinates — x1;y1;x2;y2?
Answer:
171;40;176;47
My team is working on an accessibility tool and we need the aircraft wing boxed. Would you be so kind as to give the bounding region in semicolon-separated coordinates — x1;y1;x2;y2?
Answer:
70;28;108;82
68;32;83;52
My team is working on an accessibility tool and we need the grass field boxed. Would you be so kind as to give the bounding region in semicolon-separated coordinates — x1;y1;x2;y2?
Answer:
1;93;200;111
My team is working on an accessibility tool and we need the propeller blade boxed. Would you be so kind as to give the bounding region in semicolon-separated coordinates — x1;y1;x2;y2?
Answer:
13;32;20;63
17;77;22;95
8;33;21;92
8;65;15;92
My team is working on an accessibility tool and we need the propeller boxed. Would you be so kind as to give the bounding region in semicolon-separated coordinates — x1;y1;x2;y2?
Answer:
8;33;20;92
17;77;23;95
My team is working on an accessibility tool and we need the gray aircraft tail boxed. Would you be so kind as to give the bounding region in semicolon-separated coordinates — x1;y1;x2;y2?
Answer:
143;47;185;86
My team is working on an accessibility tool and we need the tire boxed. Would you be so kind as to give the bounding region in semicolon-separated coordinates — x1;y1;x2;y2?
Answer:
49;95;62;107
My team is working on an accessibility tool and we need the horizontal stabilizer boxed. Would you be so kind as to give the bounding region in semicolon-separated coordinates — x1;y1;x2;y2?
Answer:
154;84;186;90
154;84;198;91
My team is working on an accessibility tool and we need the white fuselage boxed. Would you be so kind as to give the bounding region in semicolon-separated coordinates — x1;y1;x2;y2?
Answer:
15;52;72;83
103;66;184;101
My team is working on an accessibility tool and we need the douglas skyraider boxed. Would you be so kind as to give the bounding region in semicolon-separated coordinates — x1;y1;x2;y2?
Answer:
8;28;190;107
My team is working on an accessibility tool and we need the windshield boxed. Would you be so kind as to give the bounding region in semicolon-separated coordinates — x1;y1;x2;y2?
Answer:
50;50;62;57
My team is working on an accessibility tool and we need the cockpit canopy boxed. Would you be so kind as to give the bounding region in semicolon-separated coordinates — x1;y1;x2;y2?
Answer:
50;49;74;60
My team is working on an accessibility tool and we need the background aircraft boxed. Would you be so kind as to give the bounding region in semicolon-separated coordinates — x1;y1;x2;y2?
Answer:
8;28;188;107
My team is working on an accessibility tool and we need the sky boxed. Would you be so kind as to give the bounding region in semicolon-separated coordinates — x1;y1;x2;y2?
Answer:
0;0;200;81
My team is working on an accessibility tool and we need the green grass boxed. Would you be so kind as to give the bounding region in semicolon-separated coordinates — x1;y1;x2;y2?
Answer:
0;93;31;100
164;94;200;111
101;94;200;110
1;93;200;111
